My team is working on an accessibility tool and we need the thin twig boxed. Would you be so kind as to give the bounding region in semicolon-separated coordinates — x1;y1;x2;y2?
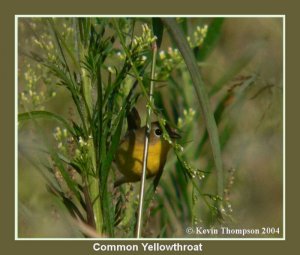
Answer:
136;42;158;238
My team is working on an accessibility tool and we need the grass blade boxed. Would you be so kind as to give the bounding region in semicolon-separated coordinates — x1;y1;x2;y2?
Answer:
152;18;164;48
18;110;75;136
161;18;224;205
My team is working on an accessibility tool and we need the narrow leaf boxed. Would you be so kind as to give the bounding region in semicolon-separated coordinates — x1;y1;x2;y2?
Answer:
161;18;224;202
18;111;75;136
152;18;164;48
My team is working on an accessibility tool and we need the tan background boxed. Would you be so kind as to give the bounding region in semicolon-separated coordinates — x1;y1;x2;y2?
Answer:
1;0;297;254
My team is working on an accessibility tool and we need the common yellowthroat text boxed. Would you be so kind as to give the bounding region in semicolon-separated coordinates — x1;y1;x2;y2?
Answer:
93;242;203;252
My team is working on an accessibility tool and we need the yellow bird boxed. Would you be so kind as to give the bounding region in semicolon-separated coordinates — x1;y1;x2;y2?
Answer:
114;121;180;187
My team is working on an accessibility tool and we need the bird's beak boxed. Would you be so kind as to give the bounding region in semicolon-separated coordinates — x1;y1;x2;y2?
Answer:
169;130;181;139
165;124;181;139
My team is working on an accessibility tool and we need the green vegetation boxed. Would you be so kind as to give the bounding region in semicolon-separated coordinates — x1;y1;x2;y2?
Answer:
18;17;283;238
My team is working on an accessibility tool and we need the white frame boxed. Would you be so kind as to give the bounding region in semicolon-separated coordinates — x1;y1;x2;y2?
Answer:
15;14;286;241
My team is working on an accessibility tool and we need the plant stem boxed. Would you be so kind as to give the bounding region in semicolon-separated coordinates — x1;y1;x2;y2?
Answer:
81;67;93;123
136;42;157;238
89;176;103;232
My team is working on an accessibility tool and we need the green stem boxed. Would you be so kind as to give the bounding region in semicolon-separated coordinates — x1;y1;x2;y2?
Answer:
88;175;103;232
80;35;102;232
84;68;102;233
81;67;93;124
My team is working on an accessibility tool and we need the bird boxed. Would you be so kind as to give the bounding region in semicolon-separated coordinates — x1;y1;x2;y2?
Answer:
114;121;180;187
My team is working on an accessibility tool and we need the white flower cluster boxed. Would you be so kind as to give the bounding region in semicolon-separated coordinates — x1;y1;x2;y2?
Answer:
157;47;183;80
19;63;56;111
132;23;157;51
178;108;196;129
53;126;72;153
187;25;208;48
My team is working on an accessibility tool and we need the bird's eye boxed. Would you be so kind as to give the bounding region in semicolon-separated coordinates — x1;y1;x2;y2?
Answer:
154;128;162;137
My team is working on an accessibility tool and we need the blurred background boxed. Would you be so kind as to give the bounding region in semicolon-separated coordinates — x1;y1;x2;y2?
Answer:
18;17;283;238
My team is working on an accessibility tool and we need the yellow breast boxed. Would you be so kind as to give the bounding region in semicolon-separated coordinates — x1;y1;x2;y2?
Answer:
115;134;169;182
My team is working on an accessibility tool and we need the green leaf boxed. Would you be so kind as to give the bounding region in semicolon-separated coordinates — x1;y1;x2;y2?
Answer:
101;108;126;237
101;111;125;187
18;111;75;136
152;18;164;48
50;151;82;203
78;18;91;47
47;184;85;222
